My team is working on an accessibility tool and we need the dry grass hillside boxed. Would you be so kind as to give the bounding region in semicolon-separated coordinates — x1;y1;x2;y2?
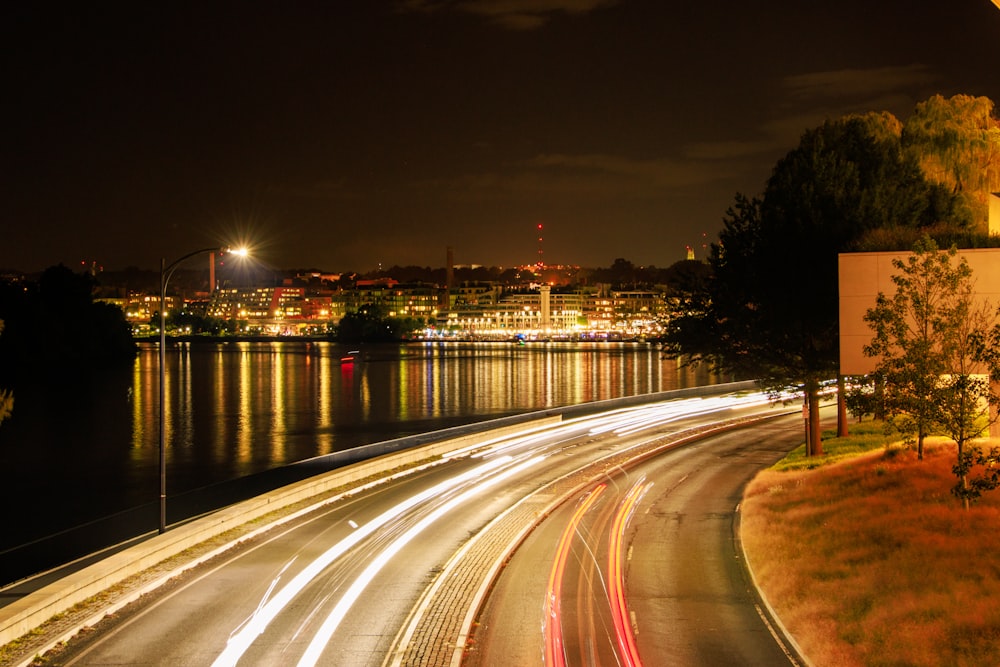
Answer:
741;425;1000;667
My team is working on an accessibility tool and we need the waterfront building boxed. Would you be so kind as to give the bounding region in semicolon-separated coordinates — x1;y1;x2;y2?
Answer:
433;286;665;339
111;273;668;340
449;281;502;308
612;290;663;336
335;281;440;323
204;286;332;335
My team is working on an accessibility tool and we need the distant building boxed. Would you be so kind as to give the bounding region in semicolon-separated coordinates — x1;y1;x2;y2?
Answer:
435;285;663;339
105;269;668;340
204;286;331;335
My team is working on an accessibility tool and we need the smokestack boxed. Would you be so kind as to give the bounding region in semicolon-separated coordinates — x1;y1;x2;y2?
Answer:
440;246;455;312
446;246;454;289
536;223;544;270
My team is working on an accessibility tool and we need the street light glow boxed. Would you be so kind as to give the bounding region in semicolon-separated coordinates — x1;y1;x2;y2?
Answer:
158;242;249;534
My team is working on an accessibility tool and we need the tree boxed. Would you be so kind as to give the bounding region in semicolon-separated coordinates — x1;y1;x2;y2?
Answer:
903;94;1000;231
334;304;423;343
590;258;639;289
660;259;711;297
664;113;963;455
863;238;959;458
842;372;885;422
954;313;1000;506
863;237;1000;506
0;265;137;384
938;278;1000;508
170;310;229;336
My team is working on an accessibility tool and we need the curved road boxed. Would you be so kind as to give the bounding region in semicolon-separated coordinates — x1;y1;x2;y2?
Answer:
467;416;805;666
33;393;812;667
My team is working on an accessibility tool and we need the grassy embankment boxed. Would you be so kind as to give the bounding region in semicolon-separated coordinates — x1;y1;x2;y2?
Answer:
741;420;1000;667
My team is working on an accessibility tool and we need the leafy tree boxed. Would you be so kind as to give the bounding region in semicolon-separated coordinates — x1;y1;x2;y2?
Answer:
660;259;711;299
902;94;1000;230
170;310;229;336
863;238;959;458
938;278;1000;508
842;373;885;422
863;237;1000;506
334;304;423;343
589;258;657;289
953;315;1000;506
767;112;960;251
0;265;137;384
663;112;965;456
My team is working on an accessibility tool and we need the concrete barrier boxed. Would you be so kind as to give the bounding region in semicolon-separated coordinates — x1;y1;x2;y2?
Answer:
0;417;560;648
0;380;759;649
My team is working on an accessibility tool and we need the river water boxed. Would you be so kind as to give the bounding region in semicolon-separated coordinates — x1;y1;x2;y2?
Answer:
0;340;720;555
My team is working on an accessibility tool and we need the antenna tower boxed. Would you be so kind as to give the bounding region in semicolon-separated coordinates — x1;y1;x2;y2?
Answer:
536;223;544;270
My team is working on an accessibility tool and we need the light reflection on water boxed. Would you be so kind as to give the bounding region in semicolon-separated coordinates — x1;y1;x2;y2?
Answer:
139;341;721;477
0;340;723;548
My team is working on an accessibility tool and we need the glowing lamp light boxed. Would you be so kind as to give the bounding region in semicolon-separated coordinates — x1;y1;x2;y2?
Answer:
158;243;249;535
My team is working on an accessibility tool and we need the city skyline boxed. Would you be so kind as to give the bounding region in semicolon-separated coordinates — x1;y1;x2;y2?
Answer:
6;1;1000;274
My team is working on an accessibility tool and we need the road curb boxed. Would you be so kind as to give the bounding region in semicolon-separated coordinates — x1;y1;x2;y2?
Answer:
0;418;561;666
387;409;799;666
734;503;814;667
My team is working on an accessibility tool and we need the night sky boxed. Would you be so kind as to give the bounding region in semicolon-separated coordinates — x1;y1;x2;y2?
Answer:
5;1;1000;274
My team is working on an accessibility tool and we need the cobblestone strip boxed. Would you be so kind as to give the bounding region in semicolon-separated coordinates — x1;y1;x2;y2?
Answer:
391;416;774;667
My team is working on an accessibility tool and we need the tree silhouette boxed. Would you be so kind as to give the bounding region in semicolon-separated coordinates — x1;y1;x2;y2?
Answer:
663;111;966;456
0;265;137;385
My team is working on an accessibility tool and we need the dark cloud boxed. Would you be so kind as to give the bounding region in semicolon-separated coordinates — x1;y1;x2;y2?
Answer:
399;0;620;29
782;65;938;101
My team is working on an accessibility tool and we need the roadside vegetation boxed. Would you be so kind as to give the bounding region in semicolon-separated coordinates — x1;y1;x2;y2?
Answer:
663;93;1000;459
742;423;1000;666
669;94;1000;664
768;419;897;471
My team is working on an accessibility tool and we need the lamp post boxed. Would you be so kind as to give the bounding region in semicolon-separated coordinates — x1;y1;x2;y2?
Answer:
159;246;245;533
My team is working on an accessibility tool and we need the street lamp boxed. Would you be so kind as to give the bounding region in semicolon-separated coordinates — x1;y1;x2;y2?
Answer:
158;246;247;534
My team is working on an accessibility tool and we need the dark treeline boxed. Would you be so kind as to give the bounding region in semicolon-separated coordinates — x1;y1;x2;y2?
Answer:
58;257;707;296
0;265;137;387
364;257;706;291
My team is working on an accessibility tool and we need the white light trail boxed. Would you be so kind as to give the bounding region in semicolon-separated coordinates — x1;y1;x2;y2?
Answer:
446;392;777;461
295;454;547;667
443;422;558;459
588;393;774;437
211;455;516;667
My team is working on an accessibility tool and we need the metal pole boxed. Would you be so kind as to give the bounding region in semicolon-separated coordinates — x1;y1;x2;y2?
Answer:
158;246;231;535
159;257;167;534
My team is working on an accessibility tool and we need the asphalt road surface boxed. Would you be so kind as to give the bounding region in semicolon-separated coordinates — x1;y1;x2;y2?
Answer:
28;393;811;666
466;416;805;666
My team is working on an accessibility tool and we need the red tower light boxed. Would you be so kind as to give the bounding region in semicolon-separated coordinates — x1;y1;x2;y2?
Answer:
536;223;544;269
